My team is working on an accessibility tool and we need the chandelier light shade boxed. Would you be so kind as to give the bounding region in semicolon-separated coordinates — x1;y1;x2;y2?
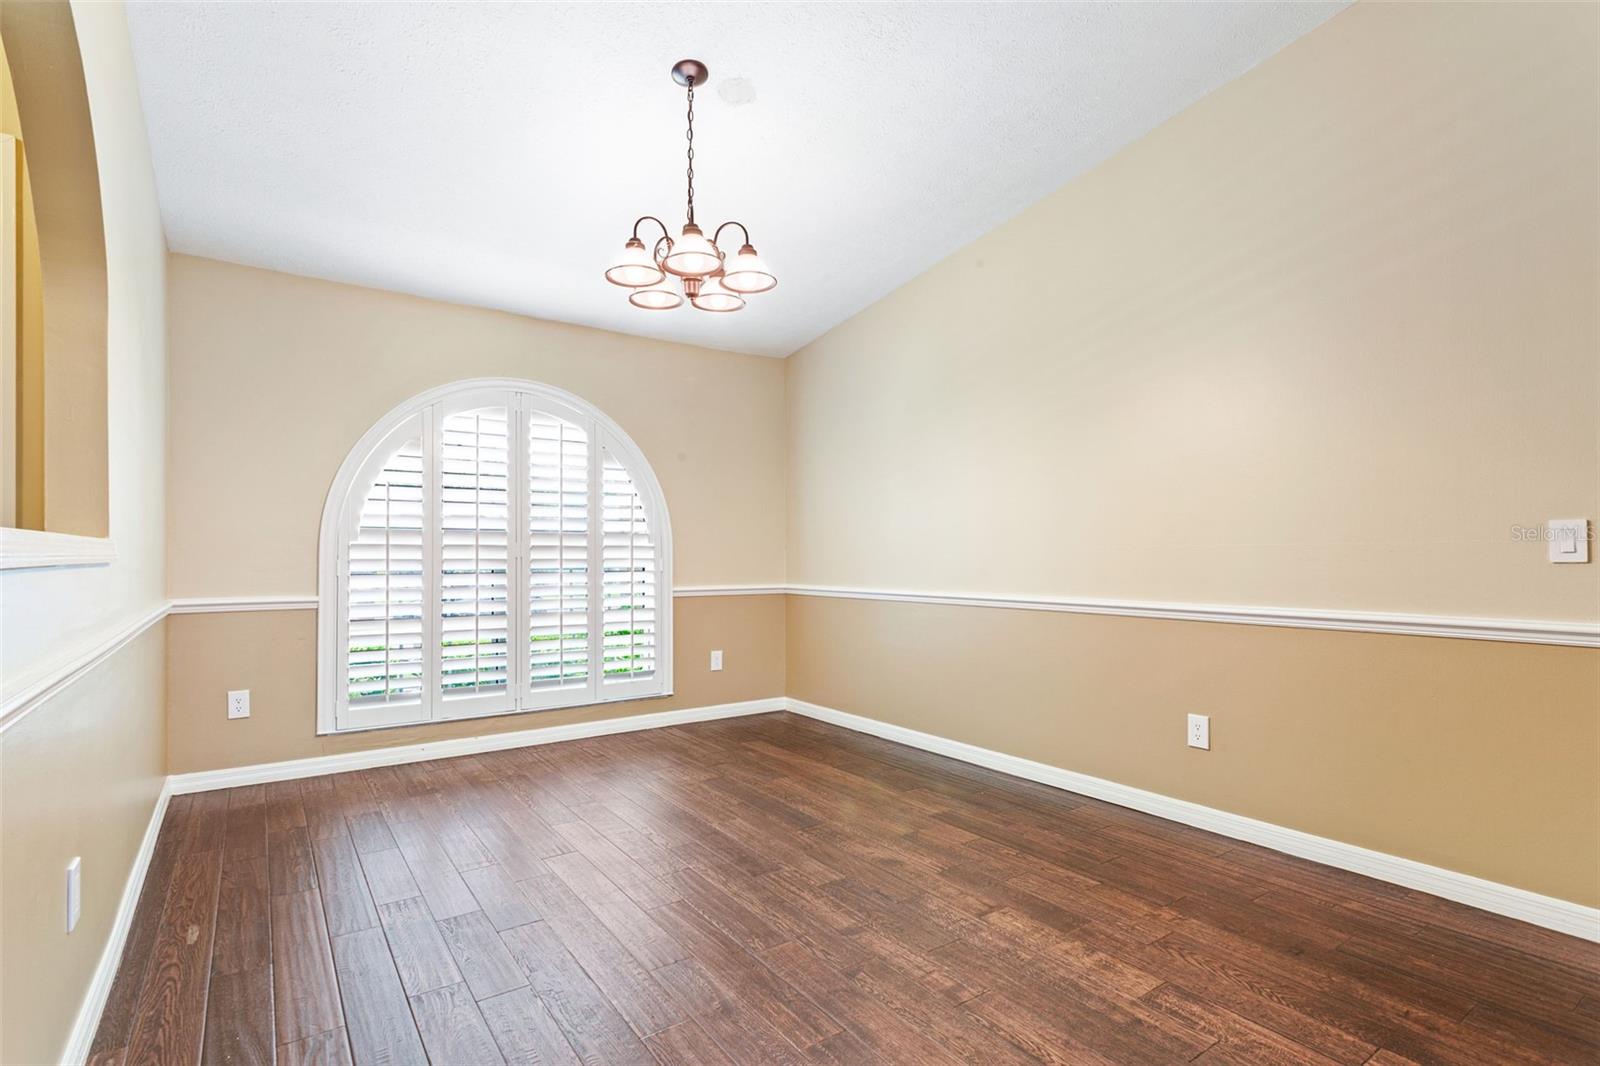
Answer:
661;224;722;278
721;243;778;294
628;286;684;310
692;272;747;313
605;237;665;288
605;59;777;314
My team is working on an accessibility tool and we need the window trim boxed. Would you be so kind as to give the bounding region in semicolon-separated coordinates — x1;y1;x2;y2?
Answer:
316;377;673;735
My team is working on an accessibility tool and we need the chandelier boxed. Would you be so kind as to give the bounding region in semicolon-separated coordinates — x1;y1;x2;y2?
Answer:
605;59;777;312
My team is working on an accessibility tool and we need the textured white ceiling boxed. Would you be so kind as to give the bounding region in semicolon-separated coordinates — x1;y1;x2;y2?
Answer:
125;2;1344;357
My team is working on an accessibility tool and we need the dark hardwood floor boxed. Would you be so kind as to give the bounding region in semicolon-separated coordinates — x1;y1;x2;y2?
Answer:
88;712;1598;1065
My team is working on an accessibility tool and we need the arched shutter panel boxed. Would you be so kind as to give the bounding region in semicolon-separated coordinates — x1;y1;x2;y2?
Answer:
345;419;427;717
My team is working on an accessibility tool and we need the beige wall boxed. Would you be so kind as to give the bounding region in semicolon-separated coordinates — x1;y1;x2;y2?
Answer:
786;1;1598;623
0;624;167;1066
167;253;786;599
167;595;784;773
784;0;1600;908
0;3;168;1061
787;595;1600;907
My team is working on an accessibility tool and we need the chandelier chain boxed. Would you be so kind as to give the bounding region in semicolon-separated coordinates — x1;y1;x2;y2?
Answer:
685;77;696;226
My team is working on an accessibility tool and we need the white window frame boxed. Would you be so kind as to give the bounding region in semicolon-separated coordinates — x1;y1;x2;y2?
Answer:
317;377;673;734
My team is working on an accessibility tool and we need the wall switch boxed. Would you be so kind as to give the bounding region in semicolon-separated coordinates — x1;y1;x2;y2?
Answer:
66;857;81;932
1187;714;1210;750
1548;519;1590;563
227;689;251;719
709;650;723;672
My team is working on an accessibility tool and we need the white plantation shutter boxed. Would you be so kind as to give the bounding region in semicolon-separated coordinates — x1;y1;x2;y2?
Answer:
320;380;671;734
346;424;426;712
438;404;513;716
527;413;590;699
601;450;659;687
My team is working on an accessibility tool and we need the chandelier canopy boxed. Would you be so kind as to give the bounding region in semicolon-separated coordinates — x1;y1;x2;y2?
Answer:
605;59;777;313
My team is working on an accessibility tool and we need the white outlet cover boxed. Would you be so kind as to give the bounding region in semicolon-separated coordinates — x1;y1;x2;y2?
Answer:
710;650;724;672
1187;713;1210;750
228;689;251;719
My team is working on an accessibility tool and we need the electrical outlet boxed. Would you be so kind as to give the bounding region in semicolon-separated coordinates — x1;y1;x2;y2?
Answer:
66;857;81;932
709;649;723;672
227;689;251;719
1187;714;1210;750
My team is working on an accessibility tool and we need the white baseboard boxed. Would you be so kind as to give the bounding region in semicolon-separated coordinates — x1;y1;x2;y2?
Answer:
783;697;1600;943
61;777;174;1066
168;697;785;795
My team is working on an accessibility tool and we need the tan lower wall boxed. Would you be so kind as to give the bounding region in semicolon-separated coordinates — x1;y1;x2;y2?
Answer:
0;620;167;1065
166;594;785;774
786;594;1600;908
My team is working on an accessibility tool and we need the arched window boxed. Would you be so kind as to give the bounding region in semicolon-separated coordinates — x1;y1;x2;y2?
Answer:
318;379;672;733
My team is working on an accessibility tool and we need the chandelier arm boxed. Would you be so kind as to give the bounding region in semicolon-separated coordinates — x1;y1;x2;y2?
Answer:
650;234;673;266
711;221;751;254
632;215;672;244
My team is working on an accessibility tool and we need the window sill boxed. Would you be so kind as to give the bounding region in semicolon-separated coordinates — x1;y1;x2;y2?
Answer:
318;688;675;736
0;528;117;571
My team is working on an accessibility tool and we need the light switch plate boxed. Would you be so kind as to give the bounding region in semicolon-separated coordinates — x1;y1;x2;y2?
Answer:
1547;519;1589;563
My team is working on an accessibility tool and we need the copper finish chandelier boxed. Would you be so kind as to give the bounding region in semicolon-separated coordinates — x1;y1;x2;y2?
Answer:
605;59;776;312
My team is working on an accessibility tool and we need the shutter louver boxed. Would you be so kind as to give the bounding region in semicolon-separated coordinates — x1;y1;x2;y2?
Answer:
346;429;426;708
528;414;590;692
439;406;511;704
601;449;658;682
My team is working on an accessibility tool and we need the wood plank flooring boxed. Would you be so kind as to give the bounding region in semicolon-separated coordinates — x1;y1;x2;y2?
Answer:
88;712;1599;1065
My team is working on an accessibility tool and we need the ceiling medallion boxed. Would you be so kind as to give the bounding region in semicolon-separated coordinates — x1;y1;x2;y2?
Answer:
605;59;777;313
